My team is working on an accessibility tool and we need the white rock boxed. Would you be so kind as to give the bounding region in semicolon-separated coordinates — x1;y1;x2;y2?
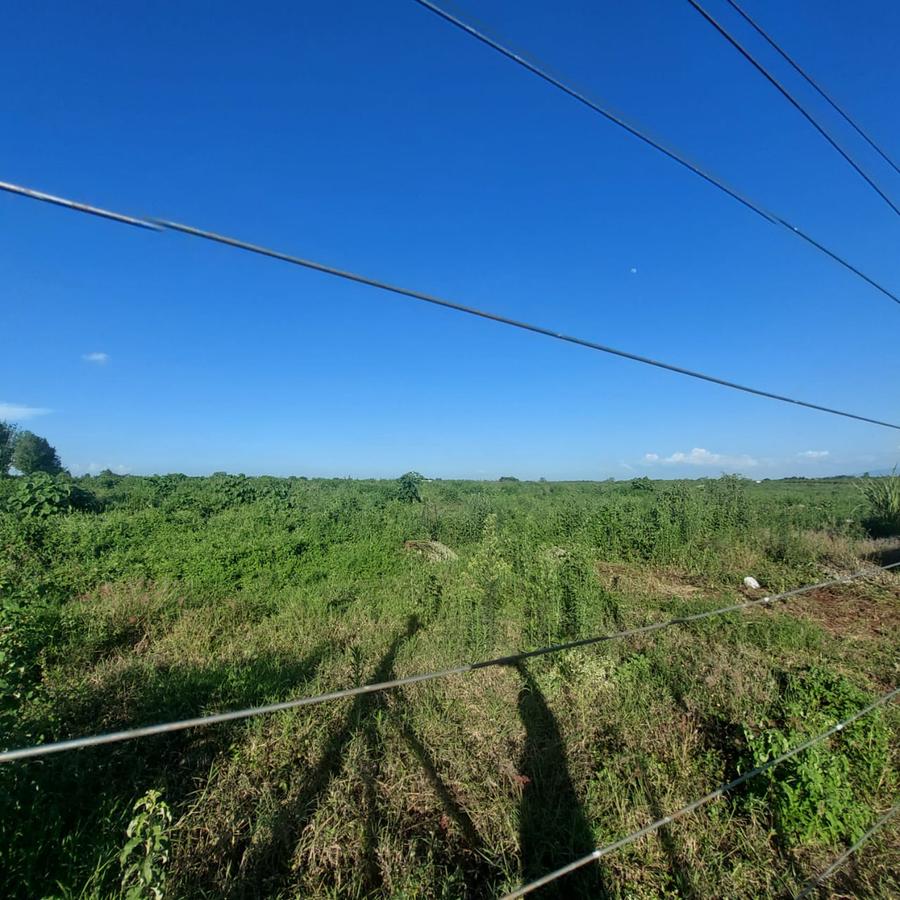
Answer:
743;576;761;590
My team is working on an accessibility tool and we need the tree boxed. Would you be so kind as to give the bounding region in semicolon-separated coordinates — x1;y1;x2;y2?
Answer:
396;471;423;503
11;430;63;476
0;420;16;476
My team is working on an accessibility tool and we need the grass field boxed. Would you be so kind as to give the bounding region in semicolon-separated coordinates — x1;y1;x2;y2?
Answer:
1;473;898;898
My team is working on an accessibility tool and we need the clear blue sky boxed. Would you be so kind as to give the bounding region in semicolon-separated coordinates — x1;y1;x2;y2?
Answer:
2;0;898;479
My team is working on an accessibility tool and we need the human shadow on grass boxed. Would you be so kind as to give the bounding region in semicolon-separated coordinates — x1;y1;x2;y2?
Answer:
226;614;423;899
2;642;333;900
515;661;609;899
229;610;499;899
391;707;501;896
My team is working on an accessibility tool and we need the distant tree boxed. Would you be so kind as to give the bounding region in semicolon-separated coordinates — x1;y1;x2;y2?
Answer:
498;476;519;483
11;430;63;476
0;420;17;476
396;471;423;503
630;476;653;491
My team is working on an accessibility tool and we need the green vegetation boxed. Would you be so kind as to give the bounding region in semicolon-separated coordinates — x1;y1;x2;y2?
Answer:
860;469;900;537
119;789;173;900
0;471;897;897
9;429;63;476
0;421;17;476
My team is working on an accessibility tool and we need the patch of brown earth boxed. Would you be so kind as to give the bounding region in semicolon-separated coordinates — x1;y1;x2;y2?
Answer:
786;583;900;641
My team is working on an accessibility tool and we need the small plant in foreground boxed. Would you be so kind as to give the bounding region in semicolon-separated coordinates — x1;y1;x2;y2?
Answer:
119;789;172;900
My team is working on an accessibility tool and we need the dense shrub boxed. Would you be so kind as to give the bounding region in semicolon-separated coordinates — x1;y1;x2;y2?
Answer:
5;474;97;518
860;471;900;537
741;667;892;846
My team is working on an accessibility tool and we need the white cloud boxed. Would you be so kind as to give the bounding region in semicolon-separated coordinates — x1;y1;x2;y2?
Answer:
629;267;638;274
0;402;52;422
644;447;759;468
798;450;829;460
82;352;109;364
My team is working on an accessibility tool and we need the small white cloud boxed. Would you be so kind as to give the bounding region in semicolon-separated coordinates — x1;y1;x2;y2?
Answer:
82;352;109;364
629;267;638;274
0;402;52;422
798;450;829;460
644;447;758;468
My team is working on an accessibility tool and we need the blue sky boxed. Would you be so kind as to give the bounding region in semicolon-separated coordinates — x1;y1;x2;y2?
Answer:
2;0;898;479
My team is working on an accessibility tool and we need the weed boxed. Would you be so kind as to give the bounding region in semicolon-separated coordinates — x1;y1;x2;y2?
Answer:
860;469;900;536
741;668;892;846
119;789;173;900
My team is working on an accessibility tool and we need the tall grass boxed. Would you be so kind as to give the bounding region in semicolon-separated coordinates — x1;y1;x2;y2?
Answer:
860;468;900;536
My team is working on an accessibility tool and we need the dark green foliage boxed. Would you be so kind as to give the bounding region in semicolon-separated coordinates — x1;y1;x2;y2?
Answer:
4;473;98;519
11;431;62;476
741;668;892;846
6;474;69;518
0;421;17;476
396;471;423;503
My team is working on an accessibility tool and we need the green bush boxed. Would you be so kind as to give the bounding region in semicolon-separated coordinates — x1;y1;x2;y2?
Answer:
5;474;98;518
859;470;900;536
741;667;891;846
396;472;423;504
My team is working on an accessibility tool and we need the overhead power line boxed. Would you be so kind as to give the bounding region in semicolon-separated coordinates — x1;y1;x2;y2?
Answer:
2;180;899;432
410;0;900;307
1;563;895;764
501;687;900;899
685;0;900;217
724;0;900;178
794;801;899;899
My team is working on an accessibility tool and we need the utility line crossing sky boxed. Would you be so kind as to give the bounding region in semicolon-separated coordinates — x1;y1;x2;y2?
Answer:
2;0;898;479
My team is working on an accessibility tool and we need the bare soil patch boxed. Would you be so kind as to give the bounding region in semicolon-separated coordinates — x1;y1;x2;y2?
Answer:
786;584;900;641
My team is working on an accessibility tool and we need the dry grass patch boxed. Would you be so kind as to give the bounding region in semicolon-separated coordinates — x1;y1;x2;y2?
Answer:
596;561;704;600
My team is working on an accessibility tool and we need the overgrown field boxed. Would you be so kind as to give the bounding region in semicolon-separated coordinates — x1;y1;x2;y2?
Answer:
1;473;898;898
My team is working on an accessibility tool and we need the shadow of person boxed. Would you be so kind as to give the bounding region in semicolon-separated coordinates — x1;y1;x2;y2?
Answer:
226;614;423;898
515;661;609;898
391;703;503;896
0;641;334;900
